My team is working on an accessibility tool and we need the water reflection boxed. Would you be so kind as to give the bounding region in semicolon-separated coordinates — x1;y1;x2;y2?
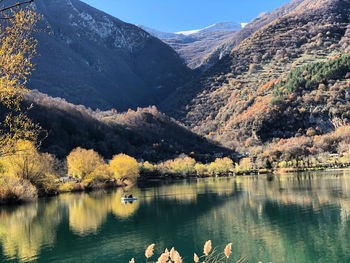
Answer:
0;200;61;262
0;172;350;262
65;189;142;235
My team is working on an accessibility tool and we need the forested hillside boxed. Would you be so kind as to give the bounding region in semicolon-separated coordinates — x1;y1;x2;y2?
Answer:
24;91;232;162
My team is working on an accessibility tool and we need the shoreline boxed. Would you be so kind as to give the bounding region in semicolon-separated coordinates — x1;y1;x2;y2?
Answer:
2;166;350;206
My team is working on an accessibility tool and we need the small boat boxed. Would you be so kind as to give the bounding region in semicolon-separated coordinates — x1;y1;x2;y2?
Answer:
121;196;138;202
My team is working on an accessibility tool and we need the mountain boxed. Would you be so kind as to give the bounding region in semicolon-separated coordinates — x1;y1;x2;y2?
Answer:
27;0;192;110
139;22;241;69
200;0;309;70
162;0;350;153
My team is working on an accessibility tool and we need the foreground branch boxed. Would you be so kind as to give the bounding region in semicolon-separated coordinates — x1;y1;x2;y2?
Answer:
0;0;34;13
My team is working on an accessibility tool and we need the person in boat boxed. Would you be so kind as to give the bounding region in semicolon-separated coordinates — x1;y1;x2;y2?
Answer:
124;195;127;199
128;194;133;198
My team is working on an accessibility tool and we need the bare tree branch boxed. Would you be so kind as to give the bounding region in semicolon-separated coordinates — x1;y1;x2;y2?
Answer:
0;0;34;14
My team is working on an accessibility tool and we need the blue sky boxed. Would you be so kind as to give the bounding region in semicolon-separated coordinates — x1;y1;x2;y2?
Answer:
81;0;291;33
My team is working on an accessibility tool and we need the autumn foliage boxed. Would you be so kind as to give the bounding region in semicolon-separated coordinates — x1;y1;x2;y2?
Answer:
0;140;57;201
0;7;41;157
109;154;140;181
67;147;106;181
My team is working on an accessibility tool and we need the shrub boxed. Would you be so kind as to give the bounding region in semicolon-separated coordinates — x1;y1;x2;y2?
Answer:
40;173;59;195
278;161;288;168
109;154;140;182
0;175;37;203
0;140;58;194
58;182;74;193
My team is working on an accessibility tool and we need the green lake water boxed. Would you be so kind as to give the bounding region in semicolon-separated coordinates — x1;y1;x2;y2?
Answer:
1;171;350;262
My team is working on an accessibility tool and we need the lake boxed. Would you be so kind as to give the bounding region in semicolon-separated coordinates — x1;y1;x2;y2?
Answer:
1;171;350;262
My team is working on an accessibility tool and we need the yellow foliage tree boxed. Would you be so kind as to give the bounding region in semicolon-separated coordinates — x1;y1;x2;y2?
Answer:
340;151;350;164
239;157;253;171
109;154;140;181
66;147;106;181
194;163;208;176
170;156;196;176
142;161;156;174
84;163;111;184
208;157;234;176
0;6;41;157
0;140;57;194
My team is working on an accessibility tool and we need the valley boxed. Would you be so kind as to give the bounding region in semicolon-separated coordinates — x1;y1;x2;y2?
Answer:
7;0;350;174
0;0;349;203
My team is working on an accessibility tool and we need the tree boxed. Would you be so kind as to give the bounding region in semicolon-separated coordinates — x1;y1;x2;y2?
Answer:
208;158;234;176
141;161;156;175
194;163;208;176
66;147;105;180
0;140;57;194
109;154;140;181
0;3;41;157
170;156;196;176
264;159;273;169
84;163;111;184
239;157;253;171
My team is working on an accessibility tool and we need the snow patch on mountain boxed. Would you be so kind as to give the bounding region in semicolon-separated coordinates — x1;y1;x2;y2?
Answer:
176;29;202;35
175;21;242;36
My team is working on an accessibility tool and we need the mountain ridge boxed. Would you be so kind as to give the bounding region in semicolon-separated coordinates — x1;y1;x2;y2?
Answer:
28;0;193;111
139;22;241;69
199;0;309;70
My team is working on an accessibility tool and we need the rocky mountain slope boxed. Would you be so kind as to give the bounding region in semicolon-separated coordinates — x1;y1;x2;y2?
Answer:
162;0;350;152
139;22;241;69
200;0;309;71
28;0;192;110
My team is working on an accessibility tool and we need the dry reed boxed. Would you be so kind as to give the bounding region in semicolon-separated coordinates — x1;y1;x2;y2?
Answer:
145;244;155;259
131;240;246;263
204;240;212;256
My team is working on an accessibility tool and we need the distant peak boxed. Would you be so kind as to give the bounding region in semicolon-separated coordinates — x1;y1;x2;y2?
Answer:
175;21;242;36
